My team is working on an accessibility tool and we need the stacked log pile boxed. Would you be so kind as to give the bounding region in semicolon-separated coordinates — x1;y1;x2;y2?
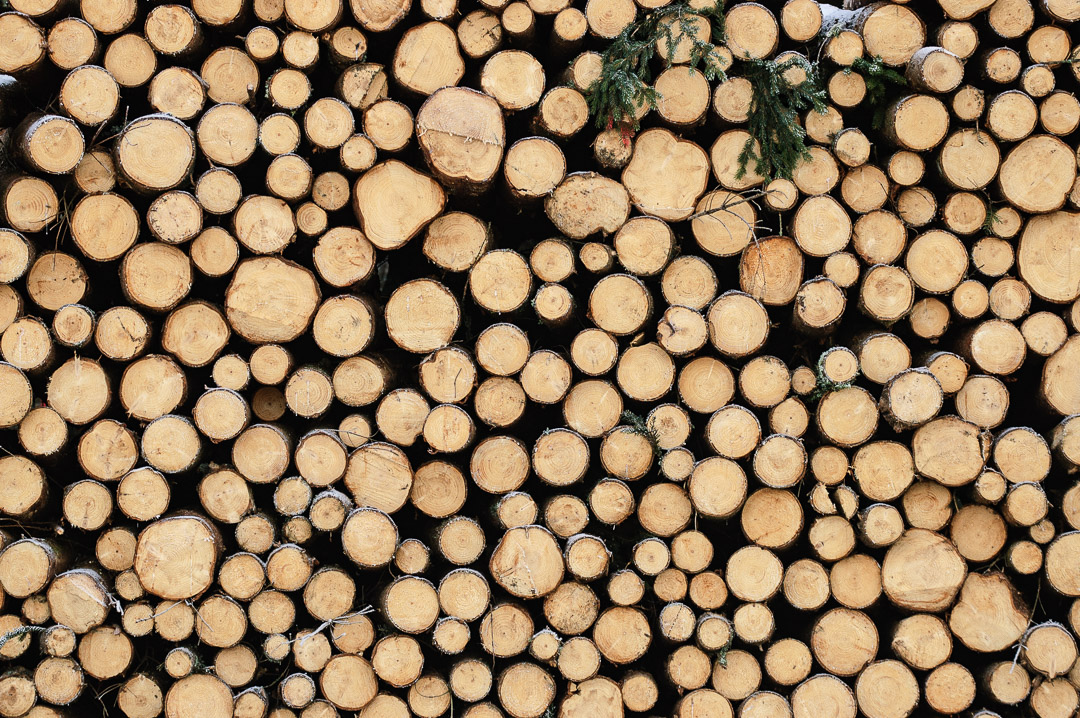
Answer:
3;0;1080;716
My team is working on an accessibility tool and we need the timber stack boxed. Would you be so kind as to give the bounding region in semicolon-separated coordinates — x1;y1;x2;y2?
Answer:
3;0;1080;716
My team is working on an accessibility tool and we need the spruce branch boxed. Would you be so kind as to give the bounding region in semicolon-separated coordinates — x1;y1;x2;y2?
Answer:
586;1;728;133
845;55;907;129
737;55;827;182
620;410;662;459
808;349;856;402
716;630;734;667
0;625;44;651
982;203;1003;234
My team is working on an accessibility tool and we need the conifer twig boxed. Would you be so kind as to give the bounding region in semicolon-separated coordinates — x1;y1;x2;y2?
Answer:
737;55;827;181
586;1;728;133
845;55;907;129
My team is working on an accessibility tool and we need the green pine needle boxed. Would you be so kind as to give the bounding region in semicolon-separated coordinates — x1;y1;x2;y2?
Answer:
808;350;855;401
846;55;908;129
620;410;662;459
982;204;1002;234
586;1;728;132
737;55;827;182
0;625;44;651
